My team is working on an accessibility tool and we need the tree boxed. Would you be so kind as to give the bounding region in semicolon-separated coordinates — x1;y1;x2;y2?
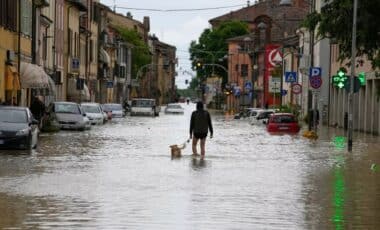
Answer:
115;27;151;78
303;0;380;69
189;20;249;87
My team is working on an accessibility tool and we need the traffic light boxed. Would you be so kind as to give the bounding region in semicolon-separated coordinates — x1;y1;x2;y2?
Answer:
358;72;366;86
344;76;361;93
195;61;203;70
332;69;348;89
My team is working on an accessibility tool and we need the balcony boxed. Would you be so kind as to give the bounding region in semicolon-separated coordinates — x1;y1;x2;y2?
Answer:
68;0;87;12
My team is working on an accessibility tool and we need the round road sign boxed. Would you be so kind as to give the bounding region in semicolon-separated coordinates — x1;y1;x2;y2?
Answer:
291;83;302;94
310;76;322;89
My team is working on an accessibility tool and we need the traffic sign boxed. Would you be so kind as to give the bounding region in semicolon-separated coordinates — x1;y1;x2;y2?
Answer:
291;83;302;94
310;76;322;89
244;81;252;90
285;72;297;83
309;67;322;78
280;89;288;96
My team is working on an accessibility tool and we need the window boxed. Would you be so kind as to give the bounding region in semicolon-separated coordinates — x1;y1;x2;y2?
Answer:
21;0;32;36
68;29;72;56
90;40;94;62
241;64;248;77
0;0;17;31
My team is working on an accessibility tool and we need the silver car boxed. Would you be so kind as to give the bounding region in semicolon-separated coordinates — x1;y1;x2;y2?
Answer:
53;102;91;131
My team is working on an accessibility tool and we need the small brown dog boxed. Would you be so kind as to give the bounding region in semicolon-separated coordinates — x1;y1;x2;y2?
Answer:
170;143;186;158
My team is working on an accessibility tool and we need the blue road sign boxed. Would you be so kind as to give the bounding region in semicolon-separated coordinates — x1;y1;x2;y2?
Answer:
280;89;288;96
285;72;297;83
309;67;322;78
244;81;252;90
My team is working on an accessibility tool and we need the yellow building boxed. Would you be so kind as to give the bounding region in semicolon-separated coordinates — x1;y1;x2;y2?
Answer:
64;0;87;102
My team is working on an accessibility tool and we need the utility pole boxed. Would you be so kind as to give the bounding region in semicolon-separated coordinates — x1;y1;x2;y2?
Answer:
348;0;358;152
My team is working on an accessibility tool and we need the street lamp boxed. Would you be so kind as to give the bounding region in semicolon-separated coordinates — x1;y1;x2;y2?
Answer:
243;36;256;108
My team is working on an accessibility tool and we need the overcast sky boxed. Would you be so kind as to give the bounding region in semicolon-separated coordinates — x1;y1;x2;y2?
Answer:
100;0;248;88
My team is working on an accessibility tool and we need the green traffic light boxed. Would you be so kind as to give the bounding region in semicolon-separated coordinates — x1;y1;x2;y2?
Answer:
358;72;366;86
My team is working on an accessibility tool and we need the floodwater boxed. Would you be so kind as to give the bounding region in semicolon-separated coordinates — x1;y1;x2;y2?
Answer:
0;103;379;229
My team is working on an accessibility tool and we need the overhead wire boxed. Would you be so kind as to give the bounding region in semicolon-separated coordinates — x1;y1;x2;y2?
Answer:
113;4;246;12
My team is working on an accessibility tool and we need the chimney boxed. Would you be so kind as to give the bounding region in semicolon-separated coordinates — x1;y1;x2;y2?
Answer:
143;16;150;32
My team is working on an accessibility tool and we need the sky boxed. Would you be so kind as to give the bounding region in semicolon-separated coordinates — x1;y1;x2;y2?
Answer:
100;0;249;88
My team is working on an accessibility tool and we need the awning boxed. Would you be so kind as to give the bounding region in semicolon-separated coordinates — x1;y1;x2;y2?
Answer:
19;62;50;89
99;48;111;65
67;78;90;101
5;65;21;91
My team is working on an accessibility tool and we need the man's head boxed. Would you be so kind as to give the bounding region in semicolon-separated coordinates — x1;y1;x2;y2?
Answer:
196;101;204;111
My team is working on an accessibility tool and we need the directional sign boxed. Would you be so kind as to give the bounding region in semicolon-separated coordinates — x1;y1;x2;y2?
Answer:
291;83;302;94
285;71;297;83
310;76;322;89
280;89;288;96
269;76;281;93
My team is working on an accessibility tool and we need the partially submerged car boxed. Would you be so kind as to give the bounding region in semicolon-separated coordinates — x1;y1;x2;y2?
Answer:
130;98;159;117
102;103;125;118
0;106;39;149
266;113;300;133
81;103;104;125
164;103;184;114
53;102;91;131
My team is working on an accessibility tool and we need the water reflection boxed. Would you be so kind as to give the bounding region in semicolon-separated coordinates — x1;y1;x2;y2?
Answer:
190;158;208;170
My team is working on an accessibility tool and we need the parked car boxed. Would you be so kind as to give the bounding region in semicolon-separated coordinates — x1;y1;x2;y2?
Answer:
130;98;159;117
53;102;91;131
250;109;275;125
102;103;125;118
165;103;184;114
81;103;104;125
0;106;39;149
266;113;300;133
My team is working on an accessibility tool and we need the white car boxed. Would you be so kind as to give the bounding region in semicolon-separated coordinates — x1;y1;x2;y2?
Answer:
130;98;159;117
102;103;125;118
250;109;275;125
81;103;104;125
164;103;184;114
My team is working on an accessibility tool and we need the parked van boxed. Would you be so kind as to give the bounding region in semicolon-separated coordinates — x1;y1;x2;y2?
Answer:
130;98;160;117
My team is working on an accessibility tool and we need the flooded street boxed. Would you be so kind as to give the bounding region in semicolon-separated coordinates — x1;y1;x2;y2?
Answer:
0;103;379;229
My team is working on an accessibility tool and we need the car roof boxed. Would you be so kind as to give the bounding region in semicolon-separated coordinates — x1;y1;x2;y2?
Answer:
0;106;29;111
81;103;100;106
272;113;295;116
54;101;78;105
132;98;155;101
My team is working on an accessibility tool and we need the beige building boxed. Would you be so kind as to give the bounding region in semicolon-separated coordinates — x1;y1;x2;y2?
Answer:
64;0;87;102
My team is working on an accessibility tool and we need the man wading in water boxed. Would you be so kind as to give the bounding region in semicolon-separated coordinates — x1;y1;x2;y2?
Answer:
190;101;213;159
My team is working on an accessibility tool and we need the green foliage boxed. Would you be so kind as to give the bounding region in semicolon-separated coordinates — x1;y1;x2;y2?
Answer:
189;20;249;87
176;88;197;98
303;0;380;69
115;27;151;77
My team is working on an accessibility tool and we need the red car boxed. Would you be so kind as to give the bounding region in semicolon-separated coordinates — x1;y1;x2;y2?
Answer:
266;113;300;133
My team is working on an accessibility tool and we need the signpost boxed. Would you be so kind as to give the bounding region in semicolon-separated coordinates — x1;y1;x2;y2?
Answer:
309;67;322;132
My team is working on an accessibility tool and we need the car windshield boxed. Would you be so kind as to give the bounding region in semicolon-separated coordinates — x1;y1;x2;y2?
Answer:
167;104;182;109
132;100;154;107
0;109;27;123
55;104;81;114
103;104;122;111
82;105;101;113
272;115;296;123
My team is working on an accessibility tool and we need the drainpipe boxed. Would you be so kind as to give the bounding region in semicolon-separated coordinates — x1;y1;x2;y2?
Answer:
32;0;37;64
18;0;22;106
66;5;73;101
